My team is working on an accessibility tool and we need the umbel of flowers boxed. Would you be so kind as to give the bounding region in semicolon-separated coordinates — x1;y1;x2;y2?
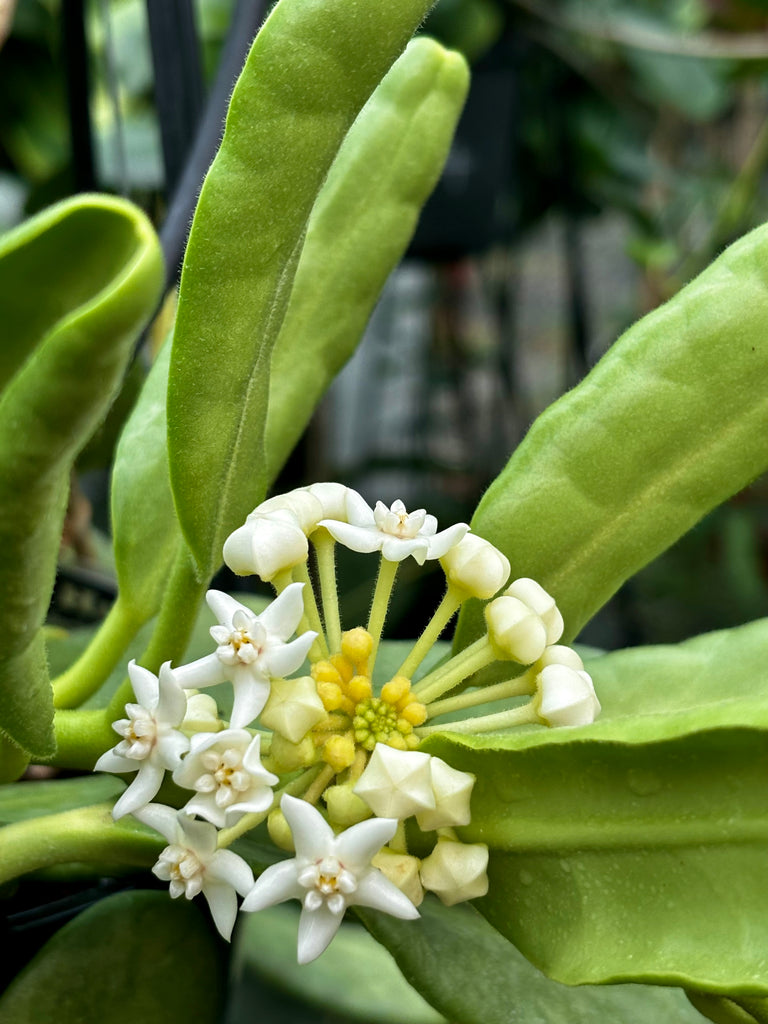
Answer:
95;483;600;962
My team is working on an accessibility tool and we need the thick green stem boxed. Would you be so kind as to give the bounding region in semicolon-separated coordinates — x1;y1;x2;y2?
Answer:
397;587;464;680
367;556;399;671
313;531;342;654
52;597;142;709
107;544;206;720
292;560;329;659
0;803;161;887
417;700;539;737
426;670;536;720
414;637;497;704
40;709;117;770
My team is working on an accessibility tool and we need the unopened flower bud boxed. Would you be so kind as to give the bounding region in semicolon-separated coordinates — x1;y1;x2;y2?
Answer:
538;644;584;672
324;784;373;827
269;732;316;772
485;595;548;664
267;808;295;851
536;664;601;727
416;758;475;831
181;693;222;734
260;676;326;743
354;744;435;819
420;838;489;906
440;533;510;599
223;510;308;581
372;849;424;907
504;578;563;646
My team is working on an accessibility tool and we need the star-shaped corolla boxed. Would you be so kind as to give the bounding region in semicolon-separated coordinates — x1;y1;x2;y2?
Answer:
134;804;254;940
242;794;419;963
94;661;189;820
320;493;468;565
173;584;317;728
173;729;278;827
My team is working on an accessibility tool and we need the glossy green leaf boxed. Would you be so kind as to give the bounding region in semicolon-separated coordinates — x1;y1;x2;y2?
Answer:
112;340;183;621
0;195;162;756
424;618;768;993
264;36;469;482
0;890;226;1024
0;774;123;824
237;905;444;1024
455;224;768;656
168;0;435;580
357;897;704;1024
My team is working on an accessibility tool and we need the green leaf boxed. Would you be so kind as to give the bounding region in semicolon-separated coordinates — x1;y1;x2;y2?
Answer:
111;340;183;622
237;905;445;1024
357;896;704;1024
167;0;435;580
0;775;124;824
456;223;768;658
264;36;469;482
0;890;227;1024
0;195;163;756
424;618;768;993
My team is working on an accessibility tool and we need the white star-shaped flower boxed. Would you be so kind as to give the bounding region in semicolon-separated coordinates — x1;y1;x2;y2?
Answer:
173;729;278;828
94;661;189;820
134;804;254;940
242;794;419;963
173;584;317;728
320;493;468;565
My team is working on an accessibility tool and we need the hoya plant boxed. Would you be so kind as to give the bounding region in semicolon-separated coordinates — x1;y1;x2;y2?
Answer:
1;1;767;1022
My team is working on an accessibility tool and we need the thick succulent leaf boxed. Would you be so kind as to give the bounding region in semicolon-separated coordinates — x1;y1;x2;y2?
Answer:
688;991;768;1024
423;618;768;993
0;890;226;1024
357;897;704;1024
111;340;183;621
264;36;469;482
167;0;435;579
0;195;163;756
455;223;768;654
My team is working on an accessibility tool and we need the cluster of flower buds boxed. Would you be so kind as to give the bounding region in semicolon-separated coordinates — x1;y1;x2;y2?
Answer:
94;484;600;960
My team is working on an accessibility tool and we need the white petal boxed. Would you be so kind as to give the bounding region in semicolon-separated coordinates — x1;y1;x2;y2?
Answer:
297;901;345;964
177;812;218;856
241;859;304;912
344;490;376;527
94;749;136;774
425;522;470;560
354;870;420;919
265;632;316;679
320;520;383;553
180;794;226;828
206;589;248;626
229;672;270;728
127;661;159;709
258;582;306;639
380;536;426;563
209;848;255;897
201;879;239;941
334;816;398;870
112;762;164;819
132;801;180;843
173;654;227;690
155;729;190;770
280;794;335;861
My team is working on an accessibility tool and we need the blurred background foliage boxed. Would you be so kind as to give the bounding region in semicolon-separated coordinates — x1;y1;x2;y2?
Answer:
3;0;768;648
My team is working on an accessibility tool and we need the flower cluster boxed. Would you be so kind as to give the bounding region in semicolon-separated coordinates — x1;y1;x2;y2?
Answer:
94;484;600;959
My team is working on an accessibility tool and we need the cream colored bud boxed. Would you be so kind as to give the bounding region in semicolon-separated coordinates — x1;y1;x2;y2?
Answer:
536;664;601;727
485;595;548;664
440;533;510;600
324;784;373;827
416;758;475;831
420;838;489;906
256;489;323;534
260;676;326;743
372;849;424;907
269;732;316;772
538;644;584;672
267;808;295;851
504;578;563;646
305;482;353;525
222;510;308;581
181;693;222;734
354;744;435;820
